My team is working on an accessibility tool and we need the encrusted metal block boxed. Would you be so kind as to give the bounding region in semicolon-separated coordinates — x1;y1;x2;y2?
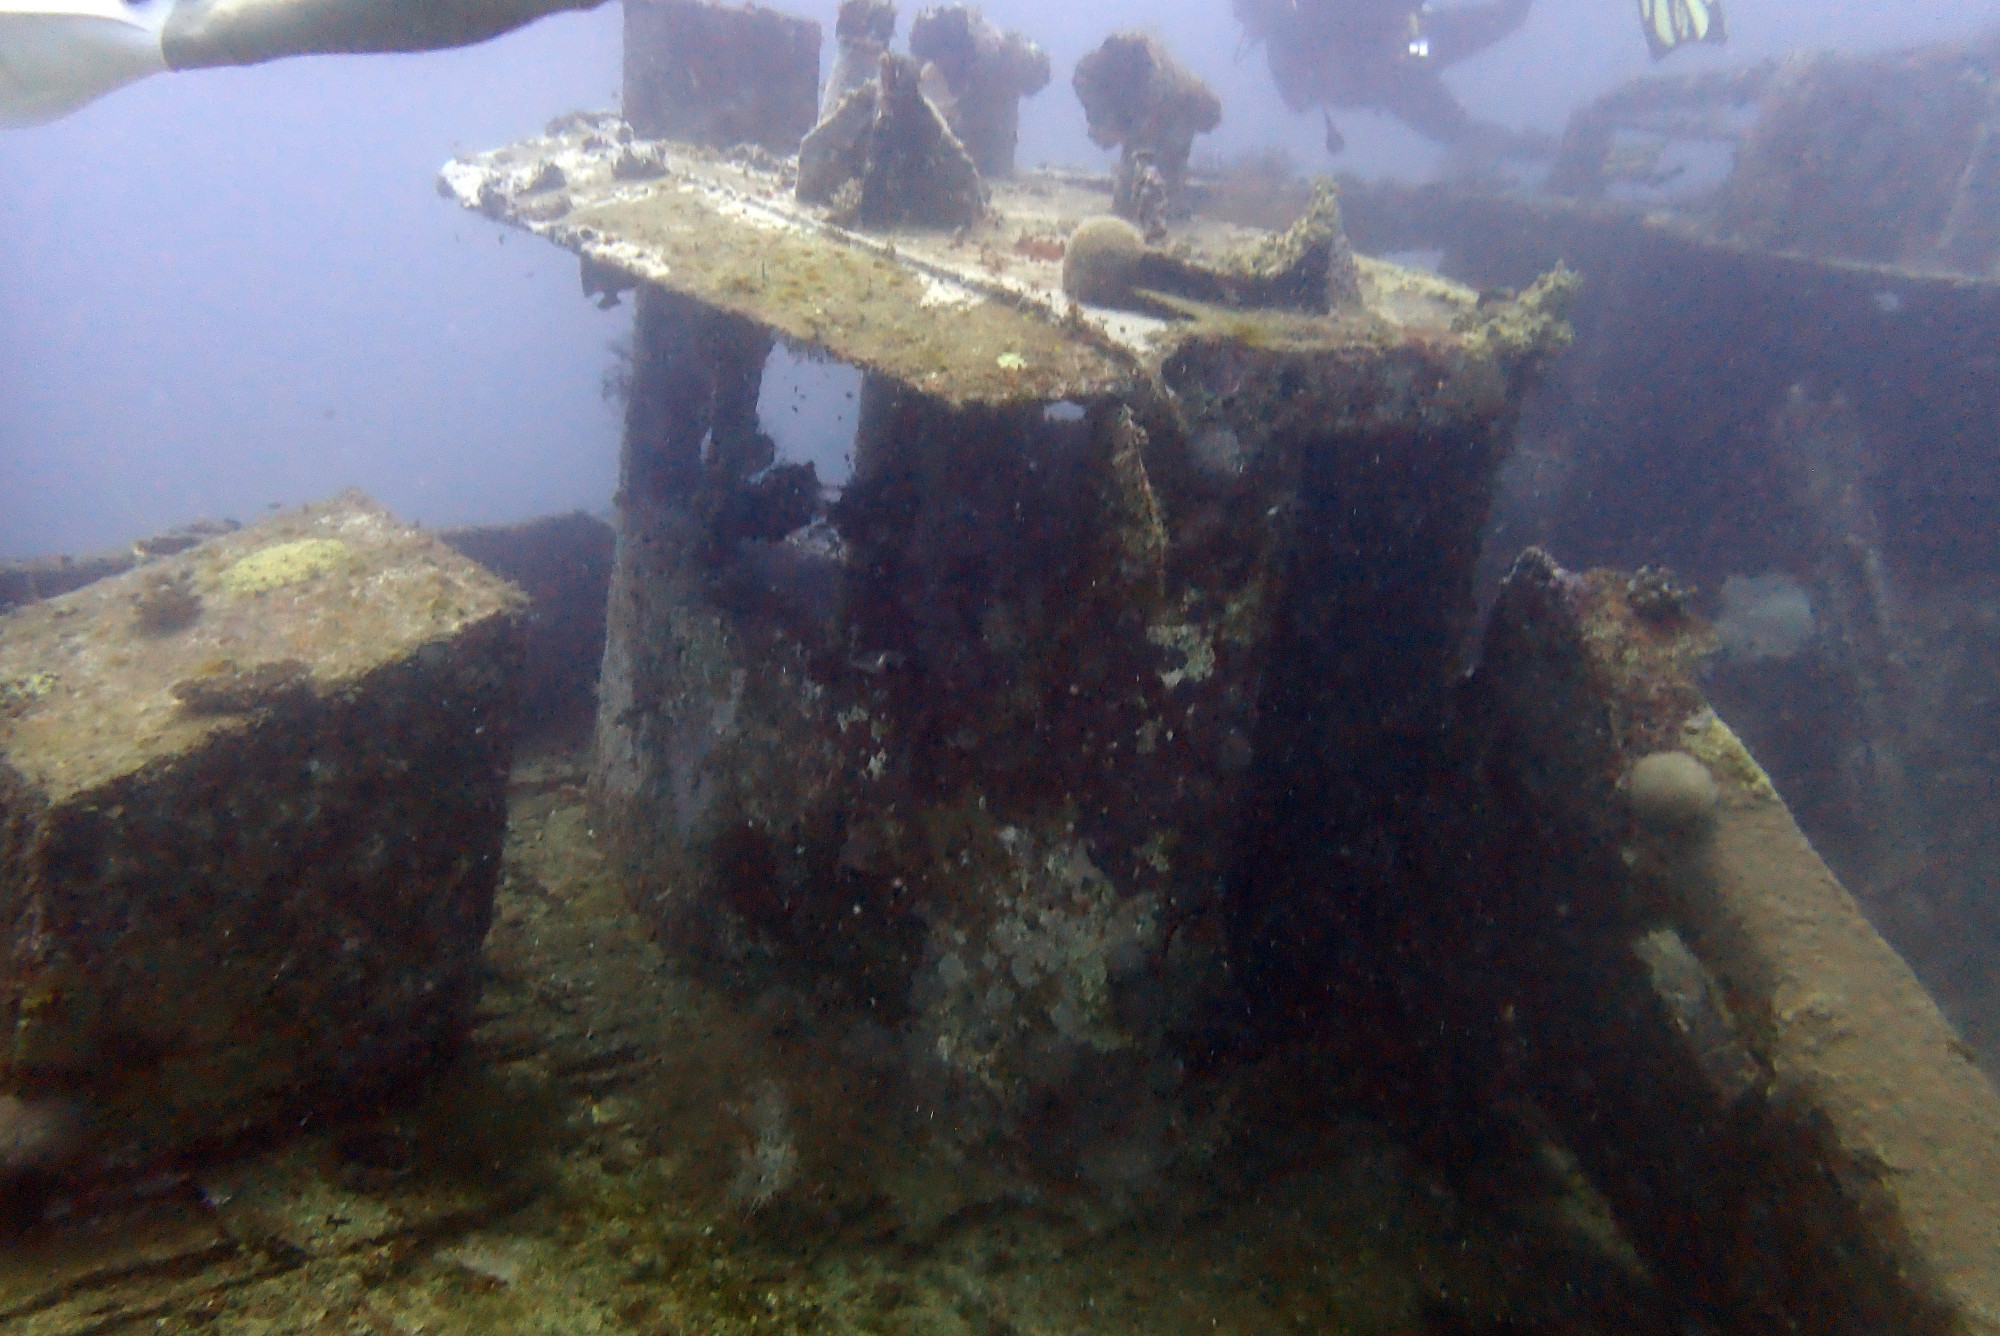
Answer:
0;494;526;1176
623;0;820;152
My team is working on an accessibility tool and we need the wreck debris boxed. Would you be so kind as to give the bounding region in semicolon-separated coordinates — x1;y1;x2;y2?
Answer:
2;520;241;617
557;144;1569;1197
1629;926;1763;1105
0;493;526;1179
798;52;986;227
1210;179;1362;311
797;79;881;204
1543;35;2000;275
1719;44;2000;271
1543;57;1780;201
445;133;1127;401
1342;32;2000;1093
908;4;1051;178
1760;386;1918;868
1409;550;2000;1334
823;0;898;116
622;0;821;152
1072;31;1221;232
132;517;240;560
437;35;2000;1321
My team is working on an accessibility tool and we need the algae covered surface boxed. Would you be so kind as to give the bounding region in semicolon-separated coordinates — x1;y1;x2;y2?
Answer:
0;737;1658;1336
0;492;521;800
439;122;1570;410
567;180;1127;404
216;539;352;595
440;122;1136;405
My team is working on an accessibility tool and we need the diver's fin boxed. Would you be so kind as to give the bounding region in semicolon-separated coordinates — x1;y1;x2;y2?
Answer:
1639;0;1725;60
0;0;169;128
1322;109;1345;155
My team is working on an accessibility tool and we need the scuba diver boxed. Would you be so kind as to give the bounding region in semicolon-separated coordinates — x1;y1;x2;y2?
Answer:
1232;0;1724;155
3;0;1725;131
0;0;604;126
1233;0;1539;152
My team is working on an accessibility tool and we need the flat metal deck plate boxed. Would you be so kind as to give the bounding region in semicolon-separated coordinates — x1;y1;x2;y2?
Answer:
440;114;1483;406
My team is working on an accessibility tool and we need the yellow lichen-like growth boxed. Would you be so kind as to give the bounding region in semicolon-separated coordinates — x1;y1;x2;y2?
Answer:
1680;707;1778;802
0;670;59;715
218;539;350;595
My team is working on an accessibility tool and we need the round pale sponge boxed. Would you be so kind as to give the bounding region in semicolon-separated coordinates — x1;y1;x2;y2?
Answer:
1062;215;1147;307
1629;751;1719;834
